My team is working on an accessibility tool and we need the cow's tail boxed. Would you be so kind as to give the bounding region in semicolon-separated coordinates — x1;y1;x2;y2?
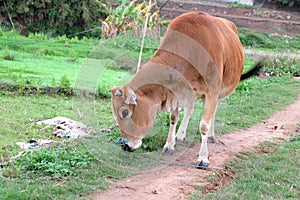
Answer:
240;61;264;81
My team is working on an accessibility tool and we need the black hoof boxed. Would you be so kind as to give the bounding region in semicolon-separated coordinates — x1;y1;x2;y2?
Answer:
162;148;174;156
195;161;209;169
176;137;185;143
208;136;216;143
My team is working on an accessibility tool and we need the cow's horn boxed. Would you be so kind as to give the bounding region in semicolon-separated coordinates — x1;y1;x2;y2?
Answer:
114;90;122;97
124;91;137;105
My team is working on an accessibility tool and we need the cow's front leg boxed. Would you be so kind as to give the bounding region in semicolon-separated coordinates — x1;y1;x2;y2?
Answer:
163;108;179;155
176;105;194;142
196;132;209;169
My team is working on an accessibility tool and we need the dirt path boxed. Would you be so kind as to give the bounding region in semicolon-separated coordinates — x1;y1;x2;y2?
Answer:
93;93;300;200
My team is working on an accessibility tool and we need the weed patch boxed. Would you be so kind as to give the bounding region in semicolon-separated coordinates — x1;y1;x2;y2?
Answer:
15;144;94;177
263;56;300;77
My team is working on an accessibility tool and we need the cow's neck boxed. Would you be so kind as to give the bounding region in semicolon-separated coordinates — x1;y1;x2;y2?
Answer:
129;52;197;112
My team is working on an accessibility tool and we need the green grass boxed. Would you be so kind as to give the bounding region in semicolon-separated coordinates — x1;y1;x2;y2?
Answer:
0;31;157;90
221;77;300;132
238;29;300;53
190;136;300;199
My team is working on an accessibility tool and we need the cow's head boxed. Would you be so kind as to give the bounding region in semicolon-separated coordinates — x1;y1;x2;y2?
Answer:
110;84;161;152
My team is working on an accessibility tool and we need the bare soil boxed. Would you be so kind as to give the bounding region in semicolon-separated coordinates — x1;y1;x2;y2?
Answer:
160;1;300;36
162;1;300;21
93;91;300;200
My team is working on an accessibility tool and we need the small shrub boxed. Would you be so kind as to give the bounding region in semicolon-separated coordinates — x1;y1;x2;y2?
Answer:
102;0;161;38
263;56;300;77
96;84;111;99
60;75;71;88
59;75;73;95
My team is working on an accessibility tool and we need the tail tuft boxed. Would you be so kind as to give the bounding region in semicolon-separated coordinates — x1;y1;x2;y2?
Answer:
240;61;264;81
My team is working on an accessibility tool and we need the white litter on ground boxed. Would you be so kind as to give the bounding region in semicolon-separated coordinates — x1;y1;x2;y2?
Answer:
36;116;90;139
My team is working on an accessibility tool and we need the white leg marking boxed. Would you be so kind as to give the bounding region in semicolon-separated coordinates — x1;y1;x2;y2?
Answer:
163;109;179;155
198;133;209;164
176;105;194;142
163;123;177;154
197;96;219;166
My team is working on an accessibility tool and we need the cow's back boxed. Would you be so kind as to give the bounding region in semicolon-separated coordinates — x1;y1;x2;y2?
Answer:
151;12;244;98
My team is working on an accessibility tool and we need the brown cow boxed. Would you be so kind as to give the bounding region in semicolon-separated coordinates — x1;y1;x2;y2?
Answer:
110;11;261;168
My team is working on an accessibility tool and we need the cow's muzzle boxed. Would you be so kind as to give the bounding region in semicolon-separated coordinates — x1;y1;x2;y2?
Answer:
116;138;142;152
121;143;133;152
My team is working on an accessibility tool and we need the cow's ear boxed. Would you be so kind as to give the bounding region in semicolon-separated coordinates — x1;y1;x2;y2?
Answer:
124;86;137;105
110;87;123;97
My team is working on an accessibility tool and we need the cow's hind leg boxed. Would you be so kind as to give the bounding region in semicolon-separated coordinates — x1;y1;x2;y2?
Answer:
196;95;218;169
207;110;217;143
163;108;179;155
176;105;194;142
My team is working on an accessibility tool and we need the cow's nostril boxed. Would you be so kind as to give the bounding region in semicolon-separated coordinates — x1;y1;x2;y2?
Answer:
121;143;133;152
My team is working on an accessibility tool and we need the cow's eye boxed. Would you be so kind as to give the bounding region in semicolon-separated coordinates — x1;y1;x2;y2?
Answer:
122;109;129;118
118;107;131;119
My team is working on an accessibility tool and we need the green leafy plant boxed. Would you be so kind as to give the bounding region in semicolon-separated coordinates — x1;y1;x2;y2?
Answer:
96;84;111;99
263;56;300;77
59;75;72;95
102;0;161;38
15;145;94;177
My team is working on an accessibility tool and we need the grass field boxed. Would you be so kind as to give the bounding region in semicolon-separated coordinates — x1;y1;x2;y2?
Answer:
0;28;300;199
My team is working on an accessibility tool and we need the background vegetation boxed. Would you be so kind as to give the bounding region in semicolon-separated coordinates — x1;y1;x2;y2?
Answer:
0;0;108;36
